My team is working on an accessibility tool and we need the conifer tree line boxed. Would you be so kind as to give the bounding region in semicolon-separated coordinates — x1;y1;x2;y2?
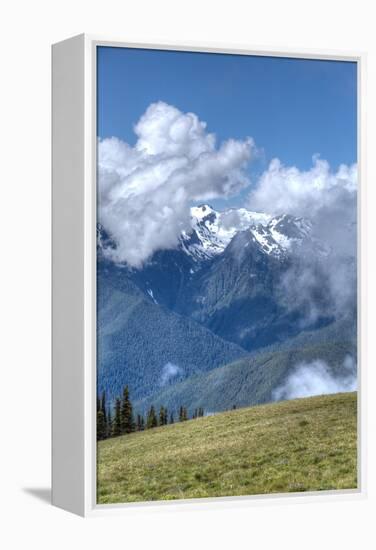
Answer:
97;385;204;441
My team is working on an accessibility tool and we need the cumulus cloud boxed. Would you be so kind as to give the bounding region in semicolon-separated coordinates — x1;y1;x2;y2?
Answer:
160;362;183;387
98;101;255;267
272;356;357;401
248;156;357;220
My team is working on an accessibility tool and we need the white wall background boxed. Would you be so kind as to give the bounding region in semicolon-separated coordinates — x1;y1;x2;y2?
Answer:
0;0;375;548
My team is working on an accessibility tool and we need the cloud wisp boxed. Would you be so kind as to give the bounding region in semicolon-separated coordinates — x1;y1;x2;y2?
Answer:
160;363;183;387
272;356;357;401
98;101;255;267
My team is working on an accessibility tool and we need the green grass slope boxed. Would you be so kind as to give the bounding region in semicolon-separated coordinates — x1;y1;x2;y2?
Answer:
97;392;357;504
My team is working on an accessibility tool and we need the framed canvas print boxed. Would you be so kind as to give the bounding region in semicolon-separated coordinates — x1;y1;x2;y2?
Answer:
52;34;365;516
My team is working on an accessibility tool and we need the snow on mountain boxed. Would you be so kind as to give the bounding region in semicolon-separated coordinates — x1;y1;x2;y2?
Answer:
98;204;313;265
147;288;158;304
181;204;270;261
250;214;313;257
181;205;311;261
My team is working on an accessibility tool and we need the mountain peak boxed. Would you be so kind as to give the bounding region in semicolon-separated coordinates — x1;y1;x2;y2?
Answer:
190;204;215;221
98;204;313;267
183;205;312;262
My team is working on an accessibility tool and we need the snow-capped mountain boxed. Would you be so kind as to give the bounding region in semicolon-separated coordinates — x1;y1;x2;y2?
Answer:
250;214;312;256
97;201;356;406
180;204;311;262
97;203;339;351
98;203;313;266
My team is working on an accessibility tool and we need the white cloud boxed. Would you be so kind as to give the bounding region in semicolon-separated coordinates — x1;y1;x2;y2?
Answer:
272;357;357;401
248;157;358;324
98;101;255;267
248;156;357;219
160;362;183;387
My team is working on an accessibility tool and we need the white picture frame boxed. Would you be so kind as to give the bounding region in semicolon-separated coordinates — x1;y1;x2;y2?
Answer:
52;34;366;517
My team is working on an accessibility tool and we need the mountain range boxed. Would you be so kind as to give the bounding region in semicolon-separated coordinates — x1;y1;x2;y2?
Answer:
97;204;356;411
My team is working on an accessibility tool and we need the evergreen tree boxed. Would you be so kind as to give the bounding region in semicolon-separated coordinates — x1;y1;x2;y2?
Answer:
193;408;198;419
112;397;122;437
169;412;174;424
146;405;158;429
159;406;168;426
179;406;188;421
198;407;204;417
107;408;112;438
136;414;144;431
159;406;164;426
101;391;107;425
97;392;109;440
97;409;106;441
121;385;134;434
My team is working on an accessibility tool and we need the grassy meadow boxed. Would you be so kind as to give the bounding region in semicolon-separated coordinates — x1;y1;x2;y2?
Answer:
97;392;357;504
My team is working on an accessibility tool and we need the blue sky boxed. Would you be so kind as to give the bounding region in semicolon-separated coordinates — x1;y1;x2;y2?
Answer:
97;46;357;209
